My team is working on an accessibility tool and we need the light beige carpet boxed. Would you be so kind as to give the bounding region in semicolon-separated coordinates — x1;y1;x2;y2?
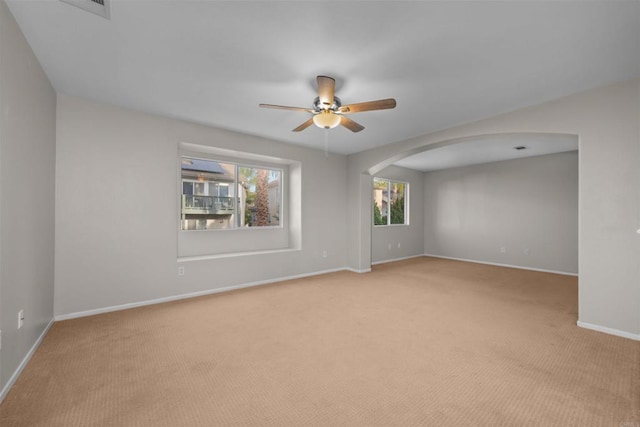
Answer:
1;257;638;426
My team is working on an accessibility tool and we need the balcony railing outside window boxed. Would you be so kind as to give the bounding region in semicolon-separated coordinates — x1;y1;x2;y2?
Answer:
182;195;235;215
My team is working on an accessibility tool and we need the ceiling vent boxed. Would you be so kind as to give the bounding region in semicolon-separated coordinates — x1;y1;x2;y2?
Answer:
60;0;111;20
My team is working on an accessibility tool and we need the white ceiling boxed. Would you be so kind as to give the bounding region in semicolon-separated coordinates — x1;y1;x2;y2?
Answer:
6;1;640;158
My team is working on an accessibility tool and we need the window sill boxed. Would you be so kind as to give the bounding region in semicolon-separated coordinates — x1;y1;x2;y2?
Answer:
180;225;284;233
177;247;300;263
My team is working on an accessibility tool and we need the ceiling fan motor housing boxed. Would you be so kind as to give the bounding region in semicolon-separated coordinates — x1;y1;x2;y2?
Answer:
313;96;341;113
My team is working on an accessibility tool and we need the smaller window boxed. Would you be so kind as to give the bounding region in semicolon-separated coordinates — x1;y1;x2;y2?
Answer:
373;177;408;226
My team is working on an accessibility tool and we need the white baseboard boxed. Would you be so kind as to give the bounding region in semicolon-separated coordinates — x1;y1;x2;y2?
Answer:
371;254;424;266
345;267;372;273
0;319;54;403
577;321;640;341
423;254;578;277
55;267;349;321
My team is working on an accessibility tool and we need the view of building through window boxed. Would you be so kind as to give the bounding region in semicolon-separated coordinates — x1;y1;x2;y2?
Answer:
181;157;281;230
373;177;407;226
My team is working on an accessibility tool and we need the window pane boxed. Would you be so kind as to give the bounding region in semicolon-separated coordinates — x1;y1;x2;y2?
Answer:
239;166;281;227
182;181;193;195
181;157;237;230
194;182;206;195
390;181;406;224
373;178;387;225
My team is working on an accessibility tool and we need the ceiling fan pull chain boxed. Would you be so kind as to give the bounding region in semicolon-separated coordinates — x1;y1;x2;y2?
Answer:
324;129;329;158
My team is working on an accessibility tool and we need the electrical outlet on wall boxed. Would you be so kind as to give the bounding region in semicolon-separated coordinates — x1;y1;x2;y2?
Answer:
178;266;185;276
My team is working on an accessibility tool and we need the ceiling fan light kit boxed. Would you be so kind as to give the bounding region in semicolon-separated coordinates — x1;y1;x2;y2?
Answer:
259;75;396;133
313;110;341;129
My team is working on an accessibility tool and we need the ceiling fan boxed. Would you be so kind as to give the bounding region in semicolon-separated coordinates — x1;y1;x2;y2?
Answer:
259;76;396;133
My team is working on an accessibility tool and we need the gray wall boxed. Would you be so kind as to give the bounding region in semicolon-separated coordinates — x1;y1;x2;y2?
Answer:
371;165;424;264
424;151;579;274
347;79;640;338
0;0;56;394
55;94;348;317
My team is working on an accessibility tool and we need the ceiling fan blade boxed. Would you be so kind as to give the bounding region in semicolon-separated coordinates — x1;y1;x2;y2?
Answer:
259;104;313;113
292;117;315;132
317;75;335;108
339;116;364;133
338;98;396;114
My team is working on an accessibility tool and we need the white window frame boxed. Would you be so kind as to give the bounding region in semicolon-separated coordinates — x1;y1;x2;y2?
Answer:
180;155;284;231
373;177;409;227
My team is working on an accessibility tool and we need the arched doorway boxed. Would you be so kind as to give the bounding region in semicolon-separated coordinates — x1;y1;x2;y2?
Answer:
369;132;579;271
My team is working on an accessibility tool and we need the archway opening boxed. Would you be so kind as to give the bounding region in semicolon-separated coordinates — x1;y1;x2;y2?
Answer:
366;132;579;274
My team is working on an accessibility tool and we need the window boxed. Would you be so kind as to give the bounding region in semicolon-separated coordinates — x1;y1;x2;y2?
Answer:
177;142;300;259
181;156;282;231
373;177;408;226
